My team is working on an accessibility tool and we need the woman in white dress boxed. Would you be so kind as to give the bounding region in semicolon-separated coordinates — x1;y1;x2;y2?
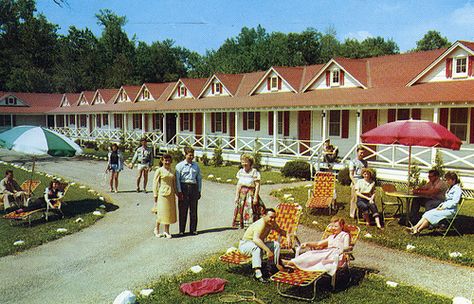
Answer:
282;217;350;276
355;168;383;229
232;154;262;228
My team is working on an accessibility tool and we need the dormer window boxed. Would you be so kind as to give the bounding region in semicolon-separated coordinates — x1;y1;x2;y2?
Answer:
179;86;187;97
214;83;221;94
454;57;467;77
7;97;16;105
120;91;127;102
332;70;340;86
270;76;278;90
144;89;150;99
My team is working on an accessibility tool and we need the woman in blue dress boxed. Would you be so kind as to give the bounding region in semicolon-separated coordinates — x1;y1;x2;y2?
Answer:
408;171;462;235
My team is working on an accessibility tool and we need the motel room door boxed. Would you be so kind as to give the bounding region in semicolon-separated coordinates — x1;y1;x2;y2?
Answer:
298;111;311;155
165;113;177;143
362;109;378;160
195;113;203;147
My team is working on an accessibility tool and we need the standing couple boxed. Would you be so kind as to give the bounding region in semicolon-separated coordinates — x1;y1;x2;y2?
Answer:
152;147;202;238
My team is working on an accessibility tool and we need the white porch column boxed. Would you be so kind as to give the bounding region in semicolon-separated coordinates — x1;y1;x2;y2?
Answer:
64;114;67;127
10;115;14;127
203;113;207;149
53;115;57;128
86;114;91;137
45;115;48;127
75;114;78;130
176;113;180;145
141;113;146;134
356;110;361;144
273;111;278;157
162;113;167;145
123;114;127;132
108;113;112;130
433;107;439;123
234;112;239;153
322;110;327;141
431;107;440;163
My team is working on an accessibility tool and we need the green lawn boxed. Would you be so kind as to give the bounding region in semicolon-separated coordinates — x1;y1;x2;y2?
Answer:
0;163;117;257
272;183;474;267
136;255;449;304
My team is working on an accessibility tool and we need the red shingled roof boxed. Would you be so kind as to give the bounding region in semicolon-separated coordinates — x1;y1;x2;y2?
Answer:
77;91;95;106
93;89;118;105
334;58;369;87
459;40;474;52
180;78;208;97
142;82;174;100
1;92;62;114
273;66;305;91
215;73;244;96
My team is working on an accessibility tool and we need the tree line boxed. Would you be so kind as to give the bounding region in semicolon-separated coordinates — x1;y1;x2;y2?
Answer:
0;0;451;93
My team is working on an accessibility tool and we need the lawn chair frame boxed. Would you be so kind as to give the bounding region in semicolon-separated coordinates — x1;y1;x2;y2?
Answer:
439;196;470;237
380;184;403;223
219;202;303;266
306;172;337;215
271;224;360;302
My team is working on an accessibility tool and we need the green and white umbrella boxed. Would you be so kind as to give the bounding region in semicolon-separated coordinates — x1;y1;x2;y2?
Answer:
0;126;82;157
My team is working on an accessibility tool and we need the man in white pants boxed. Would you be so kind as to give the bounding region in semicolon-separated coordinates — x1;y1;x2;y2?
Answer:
238;208;286;282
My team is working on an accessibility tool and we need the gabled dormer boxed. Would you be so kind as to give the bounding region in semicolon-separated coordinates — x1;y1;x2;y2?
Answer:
407;41;474;86
302;59;367;91
249;67;300;95
135;85;153;102
197;75;232;98
77;91;94;106
92;89;117;105
168;78;207;100
112;86;140;103
0;94;28;106
59;95;70;107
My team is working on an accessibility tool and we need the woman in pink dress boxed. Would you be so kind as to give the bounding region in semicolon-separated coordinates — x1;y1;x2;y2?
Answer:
282;217;350;276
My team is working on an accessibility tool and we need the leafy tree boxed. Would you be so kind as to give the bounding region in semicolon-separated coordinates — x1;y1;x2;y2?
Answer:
96;9;136;87
340;36;399;59
414;30;450;51
319;26;340;62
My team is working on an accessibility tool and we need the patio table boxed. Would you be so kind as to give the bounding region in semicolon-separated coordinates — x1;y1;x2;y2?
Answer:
385;191;420;226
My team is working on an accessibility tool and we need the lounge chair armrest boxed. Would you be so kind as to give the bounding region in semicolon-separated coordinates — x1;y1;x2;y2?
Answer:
308;189;313;199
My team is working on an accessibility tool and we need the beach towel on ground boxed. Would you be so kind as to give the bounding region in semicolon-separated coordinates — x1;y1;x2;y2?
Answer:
180;278;228;297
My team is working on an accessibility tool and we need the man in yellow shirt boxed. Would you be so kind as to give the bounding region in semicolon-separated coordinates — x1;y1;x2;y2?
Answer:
238;208;286;282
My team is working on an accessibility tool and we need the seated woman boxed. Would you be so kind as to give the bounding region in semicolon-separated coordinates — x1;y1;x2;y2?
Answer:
355;168;383;229
282;217;350;276
408;171;462;235
27;179;64;211
322;139;339;166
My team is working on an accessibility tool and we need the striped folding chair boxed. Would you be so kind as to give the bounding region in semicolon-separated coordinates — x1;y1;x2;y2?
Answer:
306;172;337;215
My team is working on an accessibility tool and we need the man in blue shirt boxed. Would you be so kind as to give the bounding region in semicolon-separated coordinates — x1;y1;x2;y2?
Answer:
175;147;202;236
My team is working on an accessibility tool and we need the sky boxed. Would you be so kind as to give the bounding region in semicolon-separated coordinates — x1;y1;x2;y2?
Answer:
36;0;474;54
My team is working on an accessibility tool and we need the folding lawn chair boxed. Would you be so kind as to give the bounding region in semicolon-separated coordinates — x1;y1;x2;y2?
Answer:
439;196;470;238
219;202;303;265
380;184;403;223
306;172;337;214
270;224;360;302
20;179;41;196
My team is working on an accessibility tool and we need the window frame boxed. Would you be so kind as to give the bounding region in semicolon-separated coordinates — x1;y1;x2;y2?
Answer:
95;114;102;128
270;76;278;90
132;114;142;130
180;86;186;97
214;83;221;95
143;89;150;100
7;97;16;105
182;113;191;131
246;112;256;130
449;108;469;142
331;69;340;86
114;114;123;129
454;56;467;77
328;110;342;137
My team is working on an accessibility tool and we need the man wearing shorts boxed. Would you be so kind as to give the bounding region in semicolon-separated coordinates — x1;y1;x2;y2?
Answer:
130;138;154;193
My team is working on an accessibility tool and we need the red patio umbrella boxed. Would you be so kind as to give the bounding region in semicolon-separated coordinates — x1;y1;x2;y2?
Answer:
360;120;462;185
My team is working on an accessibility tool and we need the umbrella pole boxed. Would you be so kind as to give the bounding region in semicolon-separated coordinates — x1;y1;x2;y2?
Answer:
29;156;36;194
407;146;412;189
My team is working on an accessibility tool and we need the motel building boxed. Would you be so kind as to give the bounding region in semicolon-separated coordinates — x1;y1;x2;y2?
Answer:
1;40;474;187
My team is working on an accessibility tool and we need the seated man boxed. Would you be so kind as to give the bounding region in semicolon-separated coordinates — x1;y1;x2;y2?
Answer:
322;139;339;166
1;170;28;210
238;208;286;283
410;169;448;223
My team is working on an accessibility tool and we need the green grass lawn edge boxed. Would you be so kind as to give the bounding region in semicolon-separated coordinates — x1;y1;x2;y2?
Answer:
0;162;117;257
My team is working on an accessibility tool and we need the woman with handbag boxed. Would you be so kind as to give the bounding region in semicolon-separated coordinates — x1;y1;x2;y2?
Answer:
232;154;263;229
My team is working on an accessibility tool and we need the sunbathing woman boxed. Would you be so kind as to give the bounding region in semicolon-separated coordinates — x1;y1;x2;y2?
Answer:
355;168;383;229
282;217;350;276
408;171;462;235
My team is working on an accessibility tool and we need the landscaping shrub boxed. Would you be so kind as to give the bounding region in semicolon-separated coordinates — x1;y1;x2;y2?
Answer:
281;160;311;179
337;167;352;186
168;148;184;163
82;140;98;150
212;140;224;167
200;153;210;166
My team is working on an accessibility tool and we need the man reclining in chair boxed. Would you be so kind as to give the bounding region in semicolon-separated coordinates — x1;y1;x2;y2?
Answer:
239;208;287;283
1;170;28;210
